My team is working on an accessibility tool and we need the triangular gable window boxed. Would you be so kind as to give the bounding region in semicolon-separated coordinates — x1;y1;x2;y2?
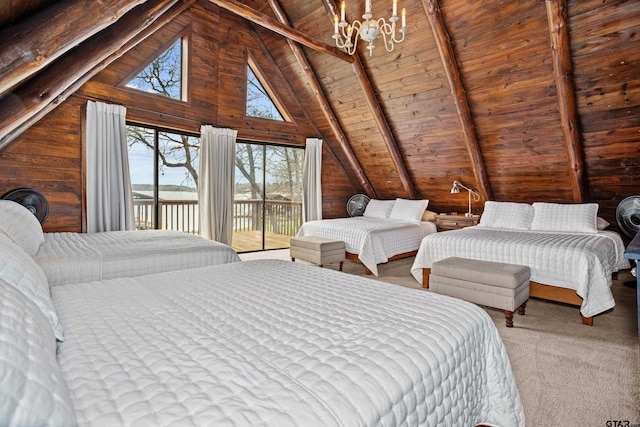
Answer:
246;63;286;121
126;38;186;101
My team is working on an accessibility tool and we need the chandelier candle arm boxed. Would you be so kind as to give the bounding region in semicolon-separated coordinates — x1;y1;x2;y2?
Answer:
333;0;408;56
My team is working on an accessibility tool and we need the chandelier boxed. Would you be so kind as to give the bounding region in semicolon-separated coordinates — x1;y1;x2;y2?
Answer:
333;0;407;56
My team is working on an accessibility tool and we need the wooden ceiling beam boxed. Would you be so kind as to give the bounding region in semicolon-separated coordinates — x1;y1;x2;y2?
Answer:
323;0;420;200
0;0;196;150
266;0;376;198
0;0;151;97
545;0;587;203
208;0;354;64
422;0;493;202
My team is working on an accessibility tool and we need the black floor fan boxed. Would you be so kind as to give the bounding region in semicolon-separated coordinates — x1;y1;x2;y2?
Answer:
1;188;49;224
616;196;640;288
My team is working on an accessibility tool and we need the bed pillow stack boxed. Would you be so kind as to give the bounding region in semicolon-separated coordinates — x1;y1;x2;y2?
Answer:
362;198;430;222
389;198;430;222
530;202;599;233
478;201;601;233
0;231;75;425
0;232;63;340
478;201;534;230
363;199;396;219
0;200;45;256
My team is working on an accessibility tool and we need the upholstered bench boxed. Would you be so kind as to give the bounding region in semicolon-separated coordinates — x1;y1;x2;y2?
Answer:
290;236;346;271
429;257;530;327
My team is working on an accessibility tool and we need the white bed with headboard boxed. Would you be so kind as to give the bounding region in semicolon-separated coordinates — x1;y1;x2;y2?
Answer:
0;200;240;285
298;198;437;275
411;201;629;323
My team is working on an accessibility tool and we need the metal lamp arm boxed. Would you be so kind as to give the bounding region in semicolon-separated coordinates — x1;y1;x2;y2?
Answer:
452;180;480;201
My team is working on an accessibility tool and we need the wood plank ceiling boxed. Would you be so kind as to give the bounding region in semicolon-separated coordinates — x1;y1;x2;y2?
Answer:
0;0;638;232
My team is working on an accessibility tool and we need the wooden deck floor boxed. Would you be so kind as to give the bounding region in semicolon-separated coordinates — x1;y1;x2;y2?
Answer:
232;230;293;253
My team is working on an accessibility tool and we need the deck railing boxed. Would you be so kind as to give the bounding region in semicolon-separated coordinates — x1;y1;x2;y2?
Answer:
133;199;303;237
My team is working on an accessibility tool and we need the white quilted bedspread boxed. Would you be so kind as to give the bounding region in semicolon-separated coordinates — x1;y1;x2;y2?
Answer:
298;217;434;276
52;260;524;427
36;230;240;285
411;227;630;317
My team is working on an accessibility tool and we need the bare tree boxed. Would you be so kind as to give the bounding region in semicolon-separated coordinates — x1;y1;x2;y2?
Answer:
126;39;199;187
127;48;301;201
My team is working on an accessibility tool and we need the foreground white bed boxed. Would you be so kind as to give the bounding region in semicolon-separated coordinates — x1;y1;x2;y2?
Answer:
298;217;436;276
411;227;630;319
34;260;523;427
35;230;240;285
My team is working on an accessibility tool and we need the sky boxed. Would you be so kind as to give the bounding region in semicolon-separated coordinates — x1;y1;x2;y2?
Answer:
128;144;197;188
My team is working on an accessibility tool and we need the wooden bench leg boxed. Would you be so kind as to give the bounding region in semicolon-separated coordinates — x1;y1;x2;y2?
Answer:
339;261;344;271
581;315;593;326
517;301;526;316
505;310;514;328
506;302;527;327
291;257;295;262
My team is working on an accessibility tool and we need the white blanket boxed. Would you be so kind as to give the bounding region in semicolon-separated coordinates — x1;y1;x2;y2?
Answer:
411;227;630;317
36;230;240;285
52;260;524;427
298;217;436;276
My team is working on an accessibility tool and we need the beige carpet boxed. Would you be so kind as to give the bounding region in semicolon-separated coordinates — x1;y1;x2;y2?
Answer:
239;249;640;427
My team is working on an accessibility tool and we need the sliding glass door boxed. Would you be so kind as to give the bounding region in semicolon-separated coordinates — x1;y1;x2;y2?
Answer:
233;142;303;252
127;125;200;234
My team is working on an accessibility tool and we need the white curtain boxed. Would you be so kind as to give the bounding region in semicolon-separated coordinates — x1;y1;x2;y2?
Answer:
85;101;135;233
303;138;323;222
198;125;237;245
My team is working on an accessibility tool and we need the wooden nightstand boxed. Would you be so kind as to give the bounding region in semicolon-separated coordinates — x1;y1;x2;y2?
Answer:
435;214;480;231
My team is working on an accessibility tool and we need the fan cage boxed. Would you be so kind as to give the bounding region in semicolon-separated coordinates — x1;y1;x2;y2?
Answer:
616;195;640;238
1;187;49;224
347;194;371;217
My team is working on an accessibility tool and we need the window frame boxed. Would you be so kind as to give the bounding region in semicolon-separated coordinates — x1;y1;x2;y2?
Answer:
119;28;192;104
245;54;292;122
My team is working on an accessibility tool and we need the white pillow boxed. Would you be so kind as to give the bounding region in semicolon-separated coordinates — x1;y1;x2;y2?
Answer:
389;198;430;222
0;232;63;341
597;216;610;230
0;200;44;256
363;199;396;219
478;201;534;230
530;202;599;233
0;279;76;426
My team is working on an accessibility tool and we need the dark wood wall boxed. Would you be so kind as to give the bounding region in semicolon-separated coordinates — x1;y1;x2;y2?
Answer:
0;2;357;232
0;0;638;237
0;98;85;232
248;0;639;234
